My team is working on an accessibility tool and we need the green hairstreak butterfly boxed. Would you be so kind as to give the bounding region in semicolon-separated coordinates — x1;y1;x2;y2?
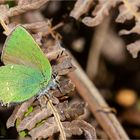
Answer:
0;25;53;104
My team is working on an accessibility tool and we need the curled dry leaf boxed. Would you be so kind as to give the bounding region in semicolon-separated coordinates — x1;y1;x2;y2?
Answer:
7;97;88;139
52;56;76;76
115;0;140;58
82;0;120;27
17;106;53;131
49;78;75;98
7;0;50;17
29;118;96;140
56;101;85;121
116;0;140;23
70;0;93;20
119;22;140;35
0;4;9;22
126;40;140;58
29;117;59;140
23;21;51;33
64;120;96;139
6;97;35;128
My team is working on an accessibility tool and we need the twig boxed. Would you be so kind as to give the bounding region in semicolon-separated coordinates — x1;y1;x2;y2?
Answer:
68;52;129;140
86;17;111;80
47;98;66;140
0;19;11;35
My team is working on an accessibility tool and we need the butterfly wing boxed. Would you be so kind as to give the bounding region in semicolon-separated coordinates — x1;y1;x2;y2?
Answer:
1;26;52;80
0;64;44;104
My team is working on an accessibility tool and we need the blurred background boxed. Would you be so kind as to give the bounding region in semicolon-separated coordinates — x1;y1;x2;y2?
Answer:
0;0;140;139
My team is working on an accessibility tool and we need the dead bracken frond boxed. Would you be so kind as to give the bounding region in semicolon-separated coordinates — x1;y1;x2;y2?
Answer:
0;1;96;139
70;0;140;58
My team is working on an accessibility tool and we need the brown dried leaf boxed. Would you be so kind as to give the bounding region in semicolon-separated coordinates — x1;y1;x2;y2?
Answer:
82;0;120;27
7;0;49;17
52;56;76;76
29;117;59;140
0;4;9;22
115;0;140;58
126;40;140;58
64;120;96;139
51;78;75;98
70;0;93;20
119;22;140;35
23;21;51;33
56;101;85;121
17;106;53;131
6;97;35;128
29;118;96;140
116;0;140;23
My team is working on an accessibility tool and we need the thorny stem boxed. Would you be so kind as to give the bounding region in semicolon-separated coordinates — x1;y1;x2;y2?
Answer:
47;98;66;140
0;19;10;35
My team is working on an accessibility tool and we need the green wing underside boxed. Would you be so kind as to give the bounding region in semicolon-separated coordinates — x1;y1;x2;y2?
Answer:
0;64;44;103
1;26;52;79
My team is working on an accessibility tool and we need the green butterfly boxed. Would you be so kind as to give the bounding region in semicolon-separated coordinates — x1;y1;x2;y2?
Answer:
0;25;53;104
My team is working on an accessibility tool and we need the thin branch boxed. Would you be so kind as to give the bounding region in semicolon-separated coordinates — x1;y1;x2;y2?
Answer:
86;17;111;79
68;52;129;140
47;98;66;140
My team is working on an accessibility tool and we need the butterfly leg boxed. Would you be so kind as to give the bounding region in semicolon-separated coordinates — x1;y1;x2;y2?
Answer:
52;73;63;94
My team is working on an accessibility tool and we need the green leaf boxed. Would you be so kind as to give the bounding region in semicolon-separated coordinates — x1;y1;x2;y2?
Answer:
16;118;21;128
24;106;34;117
19;131;28;138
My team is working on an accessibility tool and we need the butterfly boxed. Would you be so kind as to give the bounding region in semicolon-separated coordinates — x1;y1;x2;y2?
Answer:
0;25;54;104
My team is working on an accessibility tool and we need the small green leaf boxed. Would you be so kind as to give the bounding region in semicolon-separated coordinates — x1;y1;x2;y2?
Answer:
16;118;21;128
24;106;34;117
19;131;27;138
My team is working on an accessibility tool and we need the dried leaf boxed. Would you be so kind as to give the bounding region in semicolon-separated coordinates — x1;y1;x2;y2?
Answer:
70;0;93;20
6;97;35;128
29;117;59;140
17;106;53;131
56;101;85;121
52;56;76;76
50;78;75;98
0;4;9;22
116;0;140;23
29;118;96;140
64;120;96;139
23;21;51;33
82;0;120;27
119;22;140;35
7;0;49;17
126;40;140;58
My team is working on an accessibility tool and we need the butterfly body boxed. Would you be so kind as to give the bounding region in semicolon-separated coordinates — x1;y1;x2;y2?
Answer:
0;26;53;104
